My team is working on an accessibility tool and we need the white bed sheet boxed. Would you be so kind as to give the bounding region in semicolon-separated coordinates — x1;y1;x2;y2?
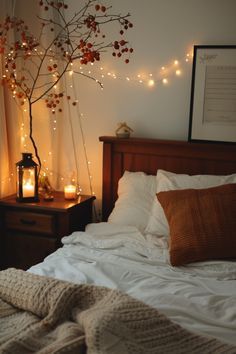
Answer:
29;222;236;346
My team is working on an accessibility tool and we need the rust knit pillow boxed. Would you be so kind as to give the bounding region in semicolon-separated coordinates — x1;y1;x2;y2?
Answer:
157;183;236;266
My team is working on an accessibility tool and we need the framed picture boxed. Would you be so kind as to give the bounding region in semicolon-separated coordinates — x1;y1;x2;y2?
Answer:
188;45;236;143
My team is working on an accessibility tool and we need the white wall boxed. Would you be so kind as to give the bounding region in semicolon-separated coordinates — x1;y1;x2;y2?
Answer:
7;0;236;215
69;0;236;215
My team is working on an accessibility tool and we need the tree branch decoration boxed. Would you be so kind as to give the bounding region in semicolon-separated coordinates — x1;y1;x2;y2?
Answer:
0;0;133;174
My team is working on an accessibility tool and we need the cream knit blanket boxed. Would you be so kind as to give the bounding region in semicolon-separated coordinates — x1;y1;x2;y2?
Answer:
0;268;235;354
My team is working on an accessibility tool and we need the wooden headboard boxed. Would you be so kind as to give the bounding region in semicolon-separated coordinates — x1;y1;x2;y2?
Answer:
99;136;236;221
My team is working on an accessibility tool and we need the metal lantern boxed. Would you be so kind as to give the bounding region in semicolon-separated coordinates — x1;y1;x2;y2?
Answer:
16;153;39;202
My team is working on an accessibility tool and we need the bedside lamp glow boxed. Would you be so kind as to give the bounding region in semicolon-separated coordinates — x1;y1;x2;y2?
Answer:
16;153;39;202
64;184;77;200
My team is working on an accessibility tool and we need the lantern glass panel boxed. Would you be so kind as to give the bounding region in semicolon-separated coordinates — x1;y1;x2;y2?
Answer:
16;153;39;202
22;167;35;198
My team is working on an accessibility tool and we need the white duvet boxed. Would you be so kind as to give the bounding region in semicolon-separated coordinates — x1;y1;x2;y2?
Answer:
29;222;236;346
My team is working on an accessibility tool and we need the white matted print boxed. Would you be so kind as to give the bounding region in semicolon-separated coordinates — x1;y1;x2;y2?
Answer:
188;45;236;143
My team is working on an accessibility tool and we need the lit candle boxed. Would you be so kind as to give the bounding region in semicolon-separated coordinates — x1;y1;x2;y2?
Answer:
23;181;34;198
64;184;77;200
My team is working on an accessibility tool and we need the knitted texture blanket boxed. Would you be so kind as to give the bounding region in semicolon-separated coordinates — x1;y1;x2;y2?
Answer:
0;268;235;354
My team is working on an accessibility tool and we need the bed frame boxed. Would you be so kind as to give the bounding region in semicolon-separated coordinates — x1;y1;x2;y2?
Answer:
99;136;236;221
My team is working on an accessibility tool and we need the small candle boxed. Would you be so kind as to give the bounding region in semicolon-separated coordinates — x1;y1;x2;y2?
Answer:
23;181;34;198
64;184;77;200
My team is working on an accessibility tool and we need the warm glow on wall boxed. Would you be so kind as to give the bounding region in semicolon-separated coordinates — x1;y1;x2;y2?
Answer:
1;46;194;192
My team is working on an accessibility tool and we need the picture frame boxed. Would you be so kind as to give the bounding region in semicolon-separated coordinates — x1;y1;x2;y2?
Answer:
188;45;236;144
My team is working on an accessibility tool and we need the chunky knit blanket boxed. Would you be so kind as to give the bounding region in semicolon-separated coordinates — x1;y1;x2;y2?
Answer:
0;268;235;354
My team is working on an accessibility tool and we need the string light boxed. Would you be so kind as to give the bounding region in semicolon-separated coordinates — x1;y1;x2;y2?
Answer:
148;79;155;87
64;49;193;89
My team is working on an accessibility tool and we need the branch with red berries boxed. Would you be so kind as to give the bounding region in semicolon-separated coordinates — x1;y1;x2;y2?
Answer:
0;0;133;171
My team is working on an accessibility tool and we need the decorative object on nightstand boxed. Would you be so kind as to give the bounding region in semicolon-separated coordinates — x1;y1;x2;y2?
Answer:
0;192;95;270
38;174;54;201
16;153;39;203
115;122;133;138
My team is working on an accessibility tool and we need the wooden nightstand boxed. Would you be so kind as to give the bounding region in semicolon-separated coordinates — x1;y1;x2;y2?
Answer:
0;192;95;270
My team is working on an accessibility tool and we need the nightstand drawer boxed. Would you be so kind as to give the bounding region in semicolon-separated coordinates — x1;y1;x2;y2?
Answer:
5;211;55;235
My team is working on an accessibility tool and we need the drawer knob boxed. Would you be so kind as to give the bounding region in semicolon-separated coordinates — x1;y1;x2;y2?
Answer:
20;219;36;226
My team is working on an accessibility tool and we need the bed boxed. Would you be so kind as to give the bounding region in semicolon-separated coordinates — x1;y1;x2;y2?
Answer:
0;136;236;354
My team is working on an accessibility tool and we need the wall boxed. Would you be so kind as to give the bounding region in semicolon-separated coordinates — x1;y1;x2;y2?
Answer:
4;0;236;214
69;0;236;216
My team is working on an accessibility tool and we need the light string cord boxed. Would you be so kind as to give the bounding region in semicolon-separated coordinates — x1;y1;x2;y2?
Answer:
70;76;94;196
70;74;98;220
62;74;80;189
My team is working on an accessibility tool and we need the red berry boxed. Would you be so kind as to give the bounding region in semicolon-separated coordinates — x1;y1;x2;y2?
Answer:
120;39;126;46
125;59;129;64
95;4;100;11
101;5;106;12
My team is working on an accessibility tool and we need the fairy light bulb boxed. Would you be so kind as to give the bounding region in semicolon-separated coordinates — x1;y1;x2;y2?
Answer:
162;78;168;84
148;79;155;87
176;69;181;76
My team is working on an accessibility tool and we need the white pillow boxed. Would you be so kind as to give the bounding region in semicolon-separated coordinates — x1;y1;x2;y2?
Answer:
145;169;236;236
108;171;156;232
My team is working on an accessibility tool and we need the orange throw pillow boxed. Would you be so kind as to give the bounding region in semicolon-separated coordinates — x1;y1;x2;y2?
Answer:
157;183;236;266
